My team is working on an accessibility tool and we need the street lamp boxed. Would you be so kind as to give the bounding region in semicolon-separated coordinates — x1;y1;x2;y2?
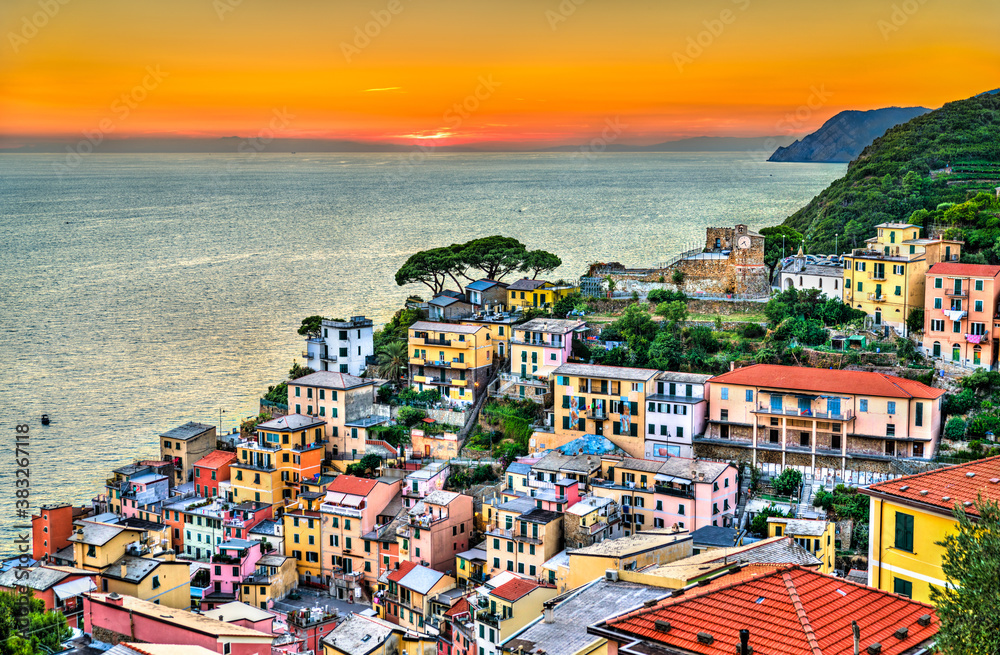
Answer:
218;408;226;435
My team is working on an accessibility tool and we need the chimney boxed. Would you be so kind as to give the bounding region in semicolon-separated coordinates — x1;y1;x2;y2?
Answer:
107;592;124;606
852;620;860;655
739;629;750;655
121;561;128;578
543;605;555;624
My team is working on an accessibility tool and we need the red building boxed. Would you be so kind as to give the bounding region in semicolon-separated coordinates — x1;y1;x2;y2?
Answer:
31;503;77;562
194;450;238;499
0;565;97;628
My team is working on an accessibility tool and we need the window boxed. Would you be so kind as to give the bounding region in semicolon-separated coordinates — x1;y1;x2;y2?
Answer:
893;577;913;598
745;389;753;402
887;401;896;415
720;387;728;400
934;298;942;309
720;409;728;421
935;277;942;289
894;285;901;296
894;512;914;551
678;504;685;515
931;319;944;331
976;300;984;312
915;402;923;427
151;575;160;589
886;423;896;437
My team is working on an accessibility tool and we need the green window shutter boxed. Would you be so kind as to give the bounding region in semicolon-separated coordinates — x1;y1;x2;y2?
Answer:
630;401;638;416
629;423;638;437
562;395;569;408
577;418;585;431
613;422;621;435
562;416;570;429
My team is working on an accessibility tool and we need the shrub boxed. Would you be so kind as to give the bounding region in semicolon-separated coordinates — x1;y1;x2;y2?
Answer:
772;468;803;496
740;323;766;339
672;269;685;285
944;417;967;440
396;406;427;427
647;288;687;304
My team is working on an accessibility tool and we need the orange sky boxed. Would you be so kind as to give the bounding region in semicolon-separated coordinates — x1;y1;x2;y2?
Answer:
1;0;998;145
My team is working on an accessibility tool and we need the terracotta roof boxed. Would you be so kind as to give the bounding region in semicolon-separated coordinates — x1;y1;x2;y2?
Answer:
491;578;539;602
444;597;470;618
603;566;937;655
863;454;1000;518
386;561;417;583
710;364;945;400
194;450;237;470
927;262;1000;278
329;475;380;496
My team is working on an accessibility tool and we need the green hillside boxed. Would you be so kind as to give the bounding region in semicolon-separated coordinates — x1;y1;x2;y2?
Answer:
782;91;1000;255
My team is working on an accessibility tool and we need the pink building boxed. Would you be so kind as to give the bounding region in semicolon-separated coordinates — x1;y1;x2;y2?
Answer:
400;490;474;573
923;262;1000;369
704;364;945;468
528;477;581;512
120;473;170;520
402;460;450;509
83;592;274;654
510;318;586;380
223;502;273;541
203;539;262;609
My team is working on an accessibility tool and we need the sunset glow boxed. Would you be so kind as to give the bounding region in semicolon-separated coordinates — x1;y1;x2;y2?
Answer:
1;0;998;146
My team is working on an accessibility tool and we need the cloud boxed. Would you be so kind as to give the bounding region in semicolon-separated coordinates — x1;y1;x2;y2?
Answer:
363;87;403;93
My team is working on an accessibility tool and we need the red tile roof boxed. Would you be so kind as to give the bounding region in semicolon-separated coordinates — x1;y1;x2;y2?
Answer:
444;597;470;618
863;454;1000;518
193;450;237;470
386;561;417;583
490;578;539;602
927;262;1000;278
604;566;936;655
329;475;380;496
710;364;944;400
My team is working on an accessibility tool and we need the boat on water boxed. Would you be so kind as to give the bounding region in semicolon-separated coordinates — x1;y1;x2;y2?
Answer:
41;414;50;425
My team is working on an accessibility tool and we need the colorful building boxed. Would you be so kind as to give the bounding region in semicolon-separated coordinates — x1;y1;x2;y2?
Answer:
506;279;579;310
398;490;474;573
193;450;237;499
304;316;375;377
320;475;402;596
862;454;1000;602
551;364;659;458
765;517;836;573
842;222;962;334
565;531;692;590
31;503;78;562
0;565;97;628
410;428;461;461
68;520;170;572
402;460;450;509
486;498;563;578
465;279;510;313
377;561;456;633
922;262;1000;368
100;555;191;609
510;318;586;379
159;422;217;486
83;592;274;654
644;372;710;460
461;313;520;360
409;321;494;405
475;578;559;655
202;539;263;609
590;457;738;533
287;371;384;459
231;413;326;509
283;506;323;583
702;364;945;469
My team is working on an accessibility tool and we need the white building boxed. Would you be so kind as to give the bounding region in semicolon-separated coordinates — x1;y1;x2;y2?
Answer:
777;249;843;298
643;372;710;459
304;316;374;376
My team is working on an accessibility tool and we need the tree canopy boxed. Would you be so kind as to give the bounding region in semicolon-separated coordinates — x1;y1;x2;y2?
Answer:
395;236;562;294
297;315;325;339
759;225;804;275
930;498;1000;655
0;590;70;655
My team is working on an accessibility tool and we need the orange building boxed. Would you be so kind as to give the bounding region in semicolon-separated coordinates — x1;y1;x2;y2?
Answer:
31;503;77;562
232;414;327;510
923;262;1000;369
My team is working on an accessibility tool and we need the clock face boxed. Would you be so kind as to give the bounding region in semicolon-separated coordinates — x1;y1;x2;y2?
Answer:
737;236;752;249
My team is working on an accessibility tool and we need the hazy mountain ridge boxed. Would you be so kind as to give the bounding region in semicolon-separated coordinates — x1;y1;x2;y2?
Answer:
768;107;931;163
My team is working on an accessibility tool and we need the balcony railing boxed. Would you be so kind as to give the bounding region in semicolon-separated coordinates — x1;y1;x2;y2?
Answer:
500;372;548;386
422;337;452;347
320;503;363;518
945;288;968;297
867;293;887;303
751;404;854;421
654;484;694;499
485;525;542;544
868;272;886;281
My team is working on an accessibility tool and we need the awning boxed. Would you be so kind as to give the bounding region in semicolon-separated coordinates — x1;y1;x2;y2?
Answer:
53;577;96;601
532;365;556;379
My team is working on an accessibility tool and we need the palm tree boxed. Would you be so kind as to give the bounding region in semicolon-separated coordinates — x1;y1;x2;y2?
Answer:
377;340;409;387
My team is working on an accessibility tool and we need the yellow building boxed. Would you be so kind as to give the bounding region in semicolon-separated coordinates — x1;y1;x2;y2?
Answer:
378;561;456;633
159;422;217;486
862;454;1000;602
843;222;962;334
231;414;326;510
240;553;297;610
288;371;385;459
486;498;563;578
506;279;580;310
322;613;437;655
478;577;560;655
461;314;520;360
99;555;191;609
456;545;489;589
550;364;658;458
69;520;171;572
283;508;323;582
765;517;835;573
564;531;692;590
408;321;493;404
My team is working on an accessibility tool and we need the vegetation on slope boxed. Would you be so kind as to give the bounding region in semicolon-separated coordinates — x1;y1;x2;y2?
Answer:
783;92;1000;254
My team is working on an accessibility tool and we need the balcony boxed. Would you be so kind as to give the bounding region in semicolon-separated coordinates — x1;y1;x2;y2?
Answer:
499;372;548;387
451;379;468;387
291;440;327;453
420;337;452;347
587;409;608;421
451;360;470;369
867;293;887;303
966;333;990;344
751;404;854;422
320;503;363;518
320;350;338;362
654;484;694;499
302;351;310;358
409;357;427;366
478;612;502;629
238;438;281;453
945;288;969;297
867;271;887;281
510;337;551;347
485;525;542;545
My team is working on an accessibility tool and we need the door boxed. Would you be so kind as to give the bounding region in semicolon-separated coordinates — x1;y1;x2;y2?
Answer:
498;343;504;357
595;421;604;436
875;283;882;299
425;445;431;457
953;345;961;362
827;397;841;417
875;309;882;325
798;397;811;416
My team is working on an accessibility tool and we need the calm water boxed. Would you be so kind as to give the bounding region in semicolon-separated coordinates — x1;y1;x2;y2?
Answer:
0;152;845;553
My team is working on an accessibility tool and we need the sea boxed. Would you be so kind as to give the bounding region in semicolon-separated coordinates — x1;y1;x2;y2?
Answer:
0;151;846;554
